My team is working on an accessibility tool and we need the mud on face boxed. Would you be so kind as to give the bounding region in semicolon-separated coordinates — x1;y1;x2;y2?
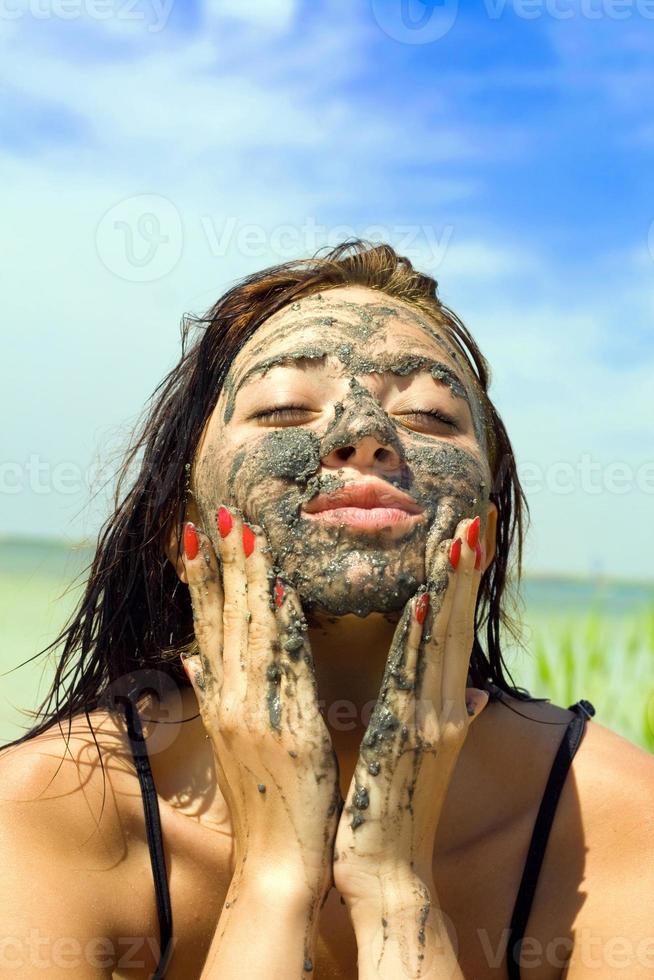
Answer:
192;290;492;619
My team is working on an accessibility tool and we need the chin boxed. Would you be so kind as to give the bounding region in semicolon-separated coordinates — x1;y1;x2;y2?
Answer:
295;568;421;620
302;592;405;619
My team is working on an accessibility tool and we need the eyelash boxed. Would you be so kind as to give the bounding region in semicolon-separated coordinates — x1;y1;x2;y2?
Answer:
252;405;458;429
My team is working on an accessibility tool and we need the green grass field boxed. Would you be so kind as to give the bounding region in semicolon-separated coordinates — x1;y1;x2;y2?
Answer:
1;538;653;751
504;604;654;752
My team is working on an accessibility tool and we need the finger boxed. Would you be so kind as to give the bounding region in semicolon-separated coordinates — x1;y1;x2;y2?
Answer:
399;595;423;687
273;580;322;732
181;522;224;698
215;505;249;699
424;497;459;572
377;595;423;720
241;522;286;720
354;599;417;773
244;523;279;680
442;516;483;716
417;538;458;720
363;587;435;759
180;653;208;707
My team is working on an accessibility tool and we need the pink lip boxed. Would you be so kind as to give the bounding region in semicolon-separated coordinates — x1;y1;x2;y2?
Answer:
301;478;424;534
303;506;423;532
302;478;423;516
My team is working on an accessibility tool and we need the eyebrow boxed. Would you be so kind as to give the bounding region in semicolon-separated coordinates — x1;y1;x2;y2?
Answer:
223;351;471;423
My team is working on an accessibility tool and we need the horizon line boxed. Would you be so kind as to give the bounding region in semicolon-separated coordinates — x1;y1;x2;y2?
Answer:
1;533;652;590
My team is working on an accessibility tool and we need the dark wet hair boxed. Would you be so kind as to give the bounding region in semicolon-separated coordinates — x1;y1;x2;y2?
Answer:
3;239;544;755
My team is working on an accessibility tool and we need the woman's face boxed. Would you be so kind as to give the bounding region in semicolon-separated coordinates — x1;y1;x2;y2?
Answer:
190;285;496;619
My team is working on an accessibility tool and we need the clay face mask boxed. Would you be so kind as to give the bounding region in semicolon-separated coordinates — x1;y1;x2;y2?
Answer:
192;292;491;618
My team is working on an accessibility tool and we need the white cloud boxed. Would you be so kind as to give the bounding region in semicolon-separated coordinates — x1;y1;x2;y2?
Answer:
204;0;298;31
440;240;539;280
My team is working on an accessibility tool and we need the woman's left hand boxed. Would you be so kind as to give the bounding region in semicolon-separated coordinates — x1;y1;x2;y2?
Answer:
333;514;490;907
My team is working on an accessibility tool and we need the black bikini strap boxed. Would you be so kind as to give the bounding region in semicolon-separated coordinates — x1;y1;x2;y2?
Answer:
123;693;174;980
506;699;595;979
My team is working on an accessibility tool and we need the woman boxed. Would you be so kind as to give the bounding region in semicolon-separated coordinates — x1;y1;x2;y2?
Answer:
1;241;652;980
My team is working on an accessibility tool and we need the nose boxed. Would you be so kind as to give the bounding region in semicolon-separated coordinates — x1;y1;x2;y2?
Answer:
319;395;404;473
322;434;401;470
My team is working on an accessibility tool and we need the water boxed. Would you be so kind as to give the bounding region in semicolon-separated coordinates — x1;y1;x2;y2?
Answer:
522;575;653;617
0;536;93;579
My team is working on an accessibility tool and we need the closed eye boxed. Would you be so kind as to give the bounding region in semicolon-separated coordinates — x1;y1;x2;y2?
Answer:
400;409;458;430
250;404;313;423
250;405;458;431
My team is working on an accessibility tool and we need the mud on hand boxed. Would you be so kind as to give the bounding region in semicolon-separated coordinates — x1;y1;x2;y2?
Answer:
179;508;341;896
333;513;490;901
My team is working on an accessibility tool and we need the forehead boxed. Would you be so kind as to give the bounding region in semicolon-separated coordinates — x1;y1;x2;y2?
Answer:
227;286;464;388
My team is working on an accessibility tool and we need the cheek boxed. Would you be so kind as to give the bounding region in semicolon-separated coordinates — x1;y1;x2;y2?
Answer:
193;428;323;528
192;430;241;530
405;442;490;514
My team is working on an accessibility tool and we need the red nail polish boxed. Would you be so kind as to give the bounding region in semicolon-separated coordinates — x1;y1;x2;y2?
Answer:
183;522;199;561
449;537;462;569
274;579;285;609
474;543;483;571
467;516;481;550
217;506;232;538
242;523;255;558
415;592;429;624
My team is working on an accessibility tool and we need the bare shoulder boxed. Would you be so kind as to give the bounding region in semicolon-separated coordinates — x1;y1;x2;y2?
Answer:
484;691;654;854
562;717;654;975
495;695;654;973
488;690;654;805
0;708;138;862
570;710;654;825
0;711;150;975
506;694;654;827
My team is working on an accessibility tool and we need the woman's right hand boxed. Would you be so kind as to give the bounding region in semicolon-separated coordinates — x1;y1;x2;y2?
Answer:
179;507;340;900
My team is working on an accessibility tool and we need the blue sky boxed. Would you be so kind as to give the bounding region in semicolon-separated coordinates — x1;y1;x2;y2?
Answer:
1;0;653;578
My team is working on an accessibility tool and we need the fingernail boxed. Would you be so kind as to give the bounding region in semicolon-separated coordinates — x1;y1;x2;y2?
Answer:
467;516;481;550
415;592;429;625
217;506;232;538
474;543;483;571
449;537;462;569
242;523;255;558
274;578;285;608
183;522;199;561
